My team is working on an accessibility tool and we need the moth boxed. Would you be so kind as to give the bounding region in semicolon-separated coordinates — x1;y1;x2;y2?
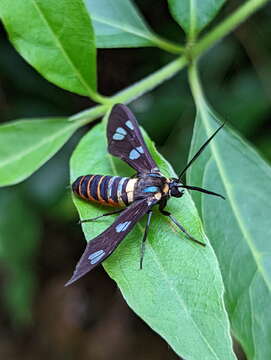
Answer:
66;104;224;286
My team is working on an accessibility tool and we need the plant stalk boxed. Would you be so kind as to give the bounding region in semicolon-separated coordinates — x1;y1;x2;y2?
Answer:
72;56;188;124
192;0;270;58
72;0;270;125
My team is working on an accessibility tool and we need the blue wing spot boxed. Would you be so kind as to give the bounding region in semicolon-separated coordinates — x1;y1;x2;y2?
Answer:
113;127;127;141
116;127;127;135
136;146;144;154
88;249;106;264
129;149;140;160
113;133;124;140
143;186;160;193
116;221;131;232
125;121;134;130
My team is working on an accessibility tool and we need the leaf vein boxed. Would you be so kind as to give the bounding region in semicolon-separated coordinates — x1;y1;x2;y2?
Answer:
0;123;76;169
91;15;154;42
31;0;95;97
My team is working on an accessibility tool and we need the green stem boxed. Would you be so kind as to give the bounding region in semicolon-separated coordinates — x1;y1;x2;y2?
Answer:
71;56;187;123
73;0;269;124
112;57;187;103
72;104;109;126
188;62;205;108
90;92;111;104
188;0;197;42
192;0;270;58
150;35;184;54
188;63;221;136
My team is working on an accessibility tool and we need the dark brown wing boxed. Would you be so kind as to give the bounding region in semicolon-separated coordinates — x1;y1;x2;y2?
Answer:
107;104;159;174
65;197;157;286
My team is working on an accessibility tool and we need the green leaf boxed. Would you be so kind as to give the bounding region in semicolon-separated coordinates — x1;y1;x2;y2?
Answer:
0;118;79;187
0;189;41;325
168;0;226;38
84;0;183;54
0;0;97;97
188;73;271;359
85;0;157;48
70;122;236;360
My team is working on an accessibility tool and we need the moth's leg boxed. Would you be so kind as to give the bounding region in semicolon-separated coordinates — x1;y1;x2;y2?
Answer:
79;209;124;224
140;210;153;270
159;205;205;247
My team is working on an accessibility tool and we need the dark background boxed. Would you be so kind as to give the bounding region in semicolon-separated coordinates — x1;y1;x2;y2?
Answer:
0;1;270;359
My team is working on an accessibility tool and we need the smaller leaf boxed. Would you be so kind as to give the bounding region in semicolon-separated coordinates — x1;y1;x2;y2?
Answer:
0;0;97;97
0;118;79;187
168;0;226;38
85;0;162;48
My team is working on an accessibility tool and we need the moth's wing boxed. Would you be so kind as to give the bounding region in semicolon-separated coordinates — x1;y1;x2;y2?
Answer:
65;197;156;286
107;104;159;173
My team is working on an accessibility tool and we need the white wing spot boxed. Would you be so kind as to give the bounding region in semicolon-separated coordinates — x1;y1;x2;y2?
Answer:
136;146;144;153
125;120;134;130
88;250;106;264
113;127;127;141
129;149;140;160
116;221;131;232
116;127;127;135
113;133;124;140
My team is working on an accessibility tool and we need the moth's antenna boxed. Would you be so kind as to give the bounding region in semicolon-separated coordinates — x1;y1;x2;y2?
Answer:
178;184;225;199
178;123;224;181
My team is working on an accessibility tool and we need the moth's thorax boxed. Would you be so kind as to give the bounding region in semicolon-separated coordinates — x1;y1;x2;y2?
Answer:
134;173;184;201
134;173;168;201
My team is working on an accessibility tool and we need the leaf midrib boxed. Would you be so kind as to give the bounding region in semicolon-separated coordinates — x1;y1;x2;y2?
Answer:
91;14;155;42
0;123;76;169
107;153;221;359
31;0;95;96
189;0;197;38
199;104;271;293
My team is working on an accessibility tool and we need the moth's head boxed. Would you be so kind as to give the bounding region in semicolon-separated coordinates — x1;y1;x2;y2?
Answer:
169;179;184;198
169;179;226;201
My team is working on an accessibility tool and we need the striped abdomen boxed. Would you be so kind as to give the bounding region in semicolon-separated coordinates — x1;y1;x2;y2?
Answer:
72;175;137;207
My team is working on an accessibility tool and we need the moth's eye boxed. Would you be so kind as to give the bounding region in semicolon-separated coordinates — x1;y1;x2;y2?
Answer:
171;187;183;198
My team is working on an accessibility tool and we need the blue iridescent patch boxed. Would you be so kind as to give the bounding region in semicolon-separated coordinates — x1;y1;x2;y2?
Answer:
136;146;144;153
115;221;131;232
148;173;161;177
88;249;105;264
143;186;160;193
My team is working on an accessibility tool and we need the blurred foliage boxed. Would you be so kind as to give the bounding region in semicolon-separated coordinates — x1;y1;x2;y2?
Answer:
0;0;270;359
0;189;40;326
